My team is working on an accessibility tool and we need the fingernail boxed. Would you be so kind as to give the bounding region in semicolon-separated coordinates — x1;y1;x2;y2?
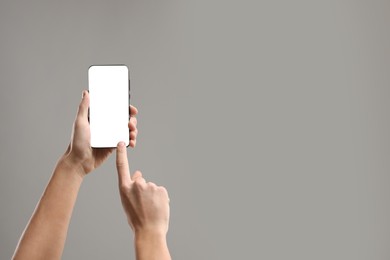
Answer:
118;141;125;147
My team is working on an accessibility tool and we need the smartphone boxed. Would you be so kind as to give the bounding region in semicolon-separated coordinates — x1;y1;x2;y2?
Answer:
88;65;130;148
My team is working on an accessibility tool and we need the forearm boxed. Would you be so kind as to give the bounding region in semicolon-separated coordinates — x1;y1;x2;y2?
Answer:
135;230;171;260
13;156;84;260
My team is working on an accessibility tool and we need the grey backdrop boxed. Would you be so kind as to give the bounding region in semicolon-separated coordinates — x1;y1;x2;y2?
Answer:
1;0;390;259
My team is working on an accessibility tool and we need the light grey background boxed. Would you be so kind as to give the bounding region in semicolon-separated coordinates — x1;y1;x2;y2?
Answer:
1;0;390;259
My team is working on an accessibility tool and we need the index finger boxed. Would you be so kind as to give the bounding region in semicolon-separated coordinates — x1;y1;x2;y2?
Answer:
116;142;132;185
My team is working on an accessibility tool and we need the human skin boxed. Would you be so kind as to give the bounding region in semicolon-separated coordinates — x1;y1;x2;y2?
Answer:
12;90;138;260
116;142;171;260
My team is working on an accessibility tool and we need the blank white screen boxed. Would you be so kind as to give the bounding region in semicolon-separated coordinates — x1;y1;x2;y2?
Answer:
88;65;129;148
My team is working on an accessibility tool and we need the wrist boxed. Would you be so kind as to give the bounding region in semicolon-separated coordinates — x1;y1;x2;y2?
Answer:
134;229;170;260
135;229;168;249
135;228;167;242
57;155;87;180
134;227;167;238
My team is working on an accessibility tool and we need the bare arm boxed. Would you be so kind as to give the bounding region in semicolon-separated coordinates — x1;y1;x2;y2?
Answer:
116;142;171;260
12;91;138;260
12;157;84;260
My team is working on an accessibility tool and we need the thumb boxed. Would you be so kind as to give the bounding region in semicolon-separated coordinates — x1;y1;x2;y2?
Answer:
116;142;132;186
76;90;89;120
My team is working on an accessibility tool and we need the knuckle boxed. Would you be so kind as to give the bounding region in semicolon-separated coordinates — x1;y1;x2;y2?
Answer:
133;179;145;188
158;186;168;194
148;181;157;187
